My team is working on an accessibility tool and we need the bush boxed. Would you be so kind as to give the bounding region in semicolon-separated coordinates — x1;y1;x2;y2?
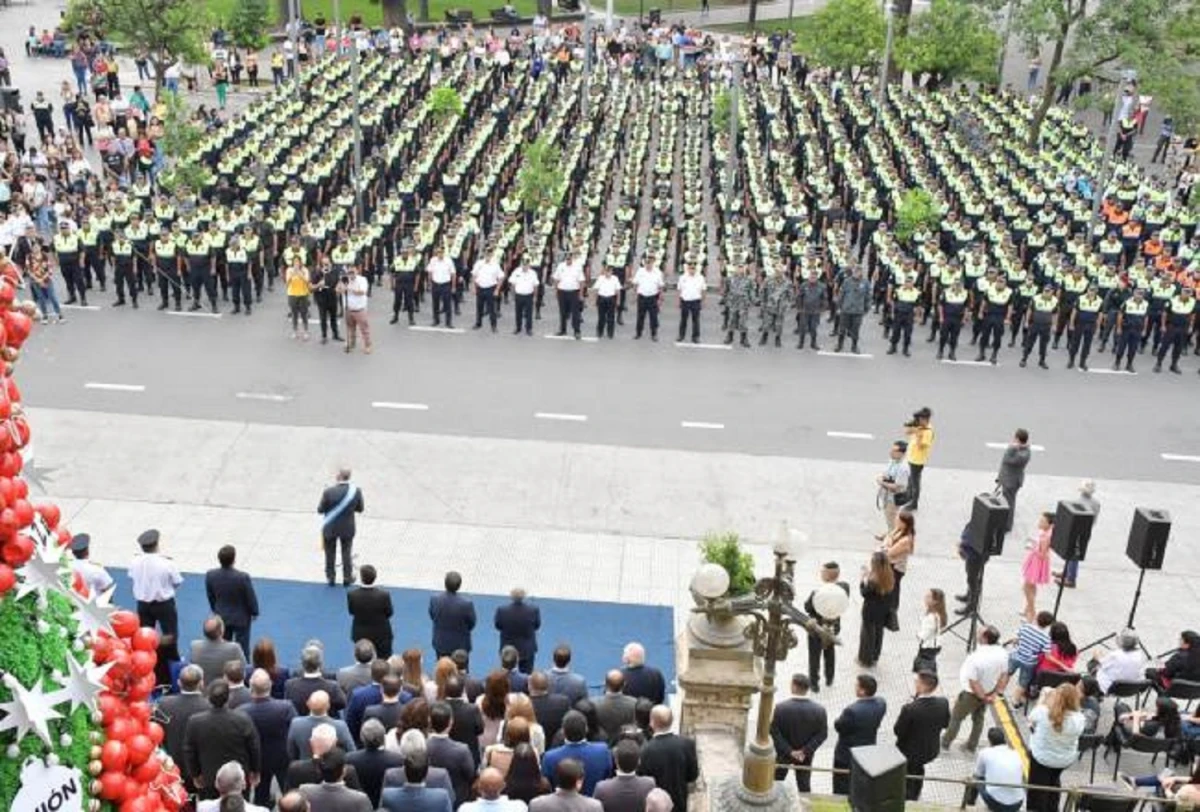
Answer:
894;188;939;244
699;532;757;596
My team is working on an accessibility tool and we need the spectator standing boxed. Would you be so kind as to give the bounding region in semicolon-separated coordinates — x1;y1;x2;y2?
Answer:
547;646;589;706
205;544;260;658
341;264;373;353
803;564;850;692
196;761;270;812
348;564;395;658
161;665;211;792
542;711;614;796
892;671;950;801
942;626;1010;753
528;672;571;744
317;468;364;588
594;740;655;812
445;676;486;766
831;675;887;796
769;674;827;793
299;748;373;812
1152;116;1175;164
183;680;263;801
347;719;405;809
345;659;390;744
1021;512;1055;621
996;429;1032;533
532;760;603;812
495;588;541;673
1026;684;1087;812
913;589;946;675
428;701;477;806
239;668;298;808
637;706;698;812
190;616;247;688
856;552;894;668
380;754;454;812
875;440;910;533
505;744;552;804
972;728;1025;812
676;263;705;344
363;674;408;733
465;767;531;812
286;727;363;794
338;641;377;697
287;690;355;761
430;571;477;658
593;671;637;746
1056;480;1099;589
620;643;666;706
902;408;934;510
285;646;348;717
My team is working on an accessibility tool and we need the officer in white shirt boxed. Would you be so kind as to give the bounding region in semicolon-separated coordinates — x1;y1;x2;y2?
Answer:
633;258;665;341
69;534;114;598
509;257;540;335
471;253;505;332
129;529;184;641
426;245;457;328
592;265;623;339
677;263;707;343
552;251;586;339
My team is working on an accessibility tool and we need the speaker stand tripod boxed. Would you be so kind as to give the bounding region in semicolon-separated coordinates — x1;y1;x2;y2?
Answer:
944;556;989;653
1080;566;1152;658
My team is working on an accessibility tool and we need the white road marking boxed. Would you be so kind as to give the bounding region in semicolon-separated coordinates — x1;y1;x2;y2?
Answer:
674;342;733;350
681;421;725;430
84;382;146;392
544;334;599;342
235;392;293;402
535;412;588;422
409;325;465;334
372;401;430;411
1161;453;1200;463
817;351;874;359
61;303;101;311
985;442;1047;452
1086;368;1134;375
940;359;992;367
167;309;222;319
826;431;874;440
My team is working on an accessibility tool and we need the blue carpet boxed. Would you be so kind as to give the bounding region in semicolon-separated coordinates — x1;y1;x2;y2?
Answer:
109;569;676;693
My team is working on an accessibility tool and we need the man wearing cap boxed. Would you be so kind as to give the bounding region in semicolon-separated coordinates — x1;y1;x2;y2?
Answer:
1067;284;1104;370
1154;285;1196;374
1056;481;1100;589
1113;288;1149;372
54;221;87;306
509;256;540;336
390;245;419;326
70;534;113;597
129;529;184;640
1019;285;1058;369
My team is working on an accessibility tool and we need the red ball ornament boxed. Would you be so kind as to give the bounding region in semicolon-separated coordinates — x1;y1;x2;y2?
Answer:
146;721;165;746
35;503;61;529
111;611;140;639
129;673;156;701
130;650;156;678
128;701;152;725
92;636;115;665
98;694;121;725
12;499;33;528
0;451;20;478
131;627;159;652
0;507;17;536
0;476;12;508
3;310;31;348
98;771;127;801
106;716;135;744
0;563;13;593
10;416;29;449
5;376;19;404
121;779;147;806
2;534;32;566
56;527;72;547
126;733;154;766
100;740;129;772
11;478;26;500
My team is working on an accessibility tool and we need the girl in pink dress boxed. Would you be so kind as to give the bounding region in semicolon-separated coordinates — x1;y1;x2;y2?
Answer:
1021;512;1055;620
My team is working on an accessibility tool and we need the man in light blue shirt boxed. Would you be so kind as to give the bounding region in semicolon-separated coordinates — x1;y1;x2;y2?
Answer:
972;728;1024;812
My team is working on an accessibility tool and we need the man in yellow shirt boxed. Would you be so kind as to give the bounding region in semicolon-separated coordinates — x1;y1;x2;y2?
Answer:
904;407;934;511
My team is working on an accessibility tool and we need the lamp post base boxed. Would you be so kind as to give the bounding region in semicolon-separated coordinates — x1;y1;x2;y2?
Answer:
709;773;802;812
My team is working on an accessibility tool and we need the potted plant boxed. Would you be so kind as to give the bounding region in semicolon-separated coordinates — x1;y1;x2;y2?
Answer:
699;531;757;597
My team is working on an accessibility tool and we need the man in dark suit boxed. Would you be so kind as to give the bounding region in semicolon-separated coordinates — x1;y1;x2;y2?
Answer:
444;676;485;767
831;674;888;796
160;665;210;791
620;643;666;706
285;645;347;717
381;754;454;812
769;674;827;793
430;571;476;659
239;668;298;808
182;679;263;800
344;659;390;745
637;706;698;812
287;690;355;761
317;468;365;587
285;727;363;793
893;671;951;801
451;650;484;703
205;544;260;658
529;671;571;744
298;748;373;812
347;719;404;808
348;564;394;658
543;712;614;796
995;428;1032;532
494;587;541;673
500;646;530;695
594;740;655;812
548;645;589;706
533;760;604;812
593;671;637;745
428;702;477;808
383;731;457;803
363;674;407;734
190;615;247;688
225;661;252;710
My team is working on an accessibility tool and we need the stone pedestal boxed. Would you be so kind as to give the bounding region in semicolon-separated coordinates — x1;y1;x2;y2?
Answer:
709;774;804;812
677;640;759;743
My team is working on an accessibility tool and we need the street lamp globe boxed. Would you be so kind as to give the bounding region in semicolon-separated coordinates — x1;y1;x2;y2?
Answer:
692;563;730;600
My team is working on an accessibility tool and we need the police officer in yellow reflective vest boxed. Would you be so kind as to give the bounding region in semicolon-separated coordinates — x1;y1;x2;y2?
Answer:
111;231;138;309
1021;285;1058;369
242;225;264;303
390;245;418;326
126;213;150;294
887;277;922;356
80;218;105;294
153;226;182;311
226;236;252;315
185;231;217;313
54;222;87;306
1114;288;1149;372
1067;284;1104;371
1155;286;1197;374
975;278;1012;365
937;279;969;361
1054;267;1089;349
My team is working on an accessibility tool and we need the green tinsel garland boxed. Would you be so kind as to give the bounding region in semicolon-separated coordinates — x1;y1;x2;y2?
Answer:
0;587;104;812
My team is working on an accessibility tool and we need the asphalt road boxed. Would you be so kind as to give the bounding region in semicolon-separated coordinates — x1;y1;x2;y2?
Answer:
17;296;1200;482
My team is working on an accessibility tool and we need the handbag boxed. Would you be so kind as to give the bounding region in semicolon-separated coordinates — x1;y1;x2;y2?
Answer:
912;646;941;674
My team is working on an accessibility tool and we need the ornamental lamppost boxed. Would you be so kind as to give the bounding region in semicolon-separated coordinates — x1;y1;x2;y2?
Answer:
692;527;836;809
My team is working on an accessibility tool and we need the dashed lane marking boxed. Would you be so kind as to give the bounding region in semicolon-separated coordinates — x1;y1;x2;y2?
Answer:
167;309;222;319
816;350;874;359
61;303;101;311
940;359;992;367
372;402;430;411
84;382;145;392
1161;453;1200;463
235;392;293;402
543;334;599;342
985;442;1047;452
826;431;874;440
408;325;465;334
535;412;588;422
674;342;733;350
681;421;725;430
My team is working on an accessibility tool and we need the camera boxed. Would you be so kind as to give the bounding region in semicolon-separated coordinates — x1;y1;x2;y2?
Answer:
904;414;921;429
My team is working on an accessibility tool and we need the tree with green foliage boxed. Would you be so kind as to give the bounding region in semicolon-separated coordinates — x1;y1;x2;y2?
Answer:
228;0;271;51
157;92;209;195
896;0;1001;88
712;89;741;134
65;0;210;92
895;188;939;243
516;136;565;227
427;85;465;119
794;0;886;78
699;533;757;597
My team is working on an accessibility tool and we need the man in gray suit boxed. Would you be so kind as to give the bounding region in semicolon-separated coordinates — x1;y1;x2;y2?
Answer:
593;671;637;745
380;754;454;812
337;641;376;697
383;730;457;805
298;748;373;812
594;741;655;812
190;616;247;688
288;691;355;761
428;702;476;807
996;428;1032;532
531;760;604;812
547;646;588;706
160;665;209;791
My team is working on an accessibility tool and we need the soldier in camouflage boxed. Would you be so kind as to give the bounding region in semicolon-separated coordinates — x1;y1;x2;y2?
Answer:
759;270;793;347
723;265;757;347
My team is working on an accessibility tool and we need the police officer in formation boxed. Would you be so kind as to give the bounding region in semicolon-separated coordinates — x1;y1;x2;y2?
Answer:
796;270;826;351
722;265;756;347
975;278;1012;365
936;278;969;361
887;277;921;356
1066;284;1104;370
1154;286;1197;374
1021;285;1058;369
1113;289;1149;372
836;266;871;354
390;245;419;325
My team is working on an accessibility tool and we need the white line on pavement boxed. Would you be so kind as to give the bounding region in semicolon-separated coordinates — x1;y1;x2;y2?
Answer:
985;442;1047;452
826;431;875;440
1086;368;1135;376
543;334;599;342
674;342;733;350
681;421;725;430
84;382;146;392
535;412;588;422
409;325;465;334
816;351;875;359
1161;453;1200;463
167;310;222;319
940;359;992;367
372;402;430;411
235;392;293;402
61;304;101;311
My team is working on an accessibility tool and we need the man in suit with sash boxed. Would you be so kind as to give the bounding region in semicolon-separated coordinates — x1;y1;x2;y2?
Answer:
318;468;365;587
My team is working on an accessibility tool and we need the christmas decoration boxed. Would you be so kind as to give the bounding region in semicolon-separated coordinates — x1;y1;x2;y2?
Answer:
0;672;64;747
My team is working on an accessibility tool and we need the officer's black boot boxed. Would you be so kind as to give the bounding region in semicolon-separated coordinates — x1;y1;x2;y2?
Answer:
902;340;910;357
759;331;768;346
740;332;750;348
990;349;999;365
1154;361;1163;373
1067;355;1075;369
976;349;986;362
1019;352;1028;368
887;342;898;355
774;334;781;348
724;331;734;345
949;347;957;361
1126;358;1135;372
1038;355;1049;369
798;334;806;350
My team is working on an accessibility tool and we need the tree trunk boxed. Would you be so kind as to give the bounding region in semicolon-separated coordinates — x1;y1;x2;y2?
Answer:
382;0;407;27
886;0;913;82
276;0;290;26
748;0;759;31
1027;17;1068;148
153;50;168;96
419;0;430;22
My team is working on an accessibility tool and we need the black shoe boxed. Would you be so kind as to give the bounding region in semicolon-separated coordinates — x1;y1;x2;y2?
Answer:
949;350;957;360
514;328;522;335
937;348;944;360
327;579;336;587
887;346;897;355
65;297;78;305
990;353;998;365
473;323;482;330
902;348;910;357
954;607;971;617
724;332;734;345
651;335;658;342
189;303;201;311
174;304;182;312
741;333;750;347
759;332;768;346
132;300;138;310
157;302;168;311
1038;360;1048;369
556;330;567;337
574;332;581;340
811;344;820;351
231;307;240;315
954;593;969;603
1080;362;1088;371
525;329;532;336
774;335;781;348
390;315;399;324
1171;364;1182;374
1155;363;1163;373
113;299;125;307
1067;359;1075;369
976;353;986;362
211;303;218;314
692;336;699;344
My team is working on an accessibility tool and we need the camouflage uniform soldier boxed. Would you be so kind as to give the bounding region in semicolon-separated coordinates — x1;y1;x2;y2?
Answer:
760;271;793;347
723;265;757;347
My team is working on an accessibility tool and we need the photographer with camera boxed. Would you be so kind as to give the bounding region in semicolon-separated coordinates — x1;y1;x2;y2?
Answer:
903;407;934;511
876;440;911;534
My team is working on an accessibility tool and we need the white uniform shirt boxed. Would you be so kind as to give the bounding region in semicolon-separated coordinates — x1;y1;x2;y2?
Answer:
428;256;455;284
509;266;540;296
678;272;706;302
472;259;504;289
593;274;621;298
72;558;114;597
345;275;370;311
129;553;183;602
633;266;664;296
553;261;585;291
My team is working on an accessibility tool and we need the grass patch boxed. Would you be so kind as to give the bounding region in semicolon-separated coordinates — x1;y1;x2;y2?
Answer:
705;15;816;34
206;0;542;28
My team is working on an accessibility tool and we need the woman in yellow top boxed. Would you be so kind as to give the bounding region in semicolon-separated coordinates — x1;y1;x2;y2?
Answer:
285;257;311;341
